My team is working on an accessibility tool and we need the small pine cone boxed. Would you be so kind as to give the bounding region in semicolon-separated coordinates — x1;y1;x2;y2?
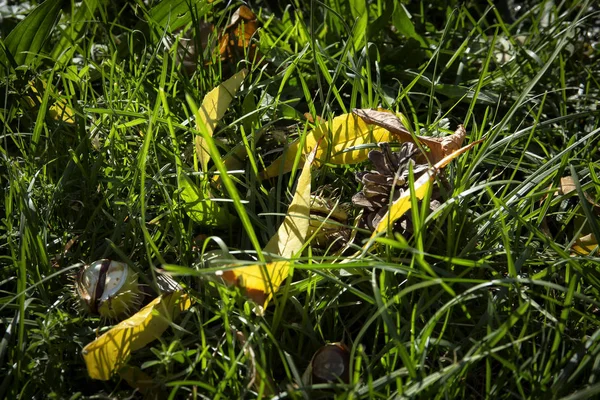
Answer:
352;142;444;233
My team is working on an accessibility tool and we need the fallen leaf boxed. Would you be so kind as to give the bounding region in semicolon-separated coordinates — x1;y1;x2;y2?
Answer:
166;6;260;73
372;137;483;236
262;113;394;179
542;176;600;255
222;145;317;309
572;233;598;255
263;145;315;258
82;291;191;381
558;176;577;195
219;5;260;63
25;80;76;124
195;69;247;172
353;109;466;164
178;172;232;227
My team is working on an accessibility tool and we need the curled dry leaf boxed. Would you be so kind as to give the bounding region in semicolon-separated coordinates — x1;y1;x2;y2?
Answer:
82;290;191;380
353;108;466;164
262;112;395;179
222;145;317;310
195;69;247;172
167;5;260;73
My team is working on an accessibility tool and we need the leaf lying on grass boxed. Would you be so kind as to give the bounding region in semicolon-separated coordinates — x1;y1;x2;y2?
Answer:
262;112;394;179
82;291;191;380
222;145;317;310
353;108;466;164
218;5;260;63
544;176;600;255
371;133;482;236
572;233;598;255
24;80;76;124
195;69;247;172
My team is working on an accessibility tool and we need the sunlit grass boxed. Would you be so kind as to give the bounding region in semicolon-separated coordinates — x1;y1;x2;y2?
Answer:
1;0;600;398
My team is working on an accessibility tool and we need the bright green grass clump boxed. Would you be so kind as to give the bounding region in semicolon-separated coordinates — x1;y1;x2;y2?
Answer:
1;0;599;398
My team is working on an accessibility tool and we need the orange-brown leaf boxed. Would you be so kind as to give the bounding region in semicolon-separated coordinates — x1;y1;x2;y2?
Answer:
353;109;466;164
219;5;259;62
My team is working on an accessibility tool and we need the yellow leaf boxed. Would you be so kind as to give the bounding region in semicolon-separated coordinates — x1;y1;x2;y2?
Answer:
572;233;598;255
263;147;315;258
82;291;191;381
222;260;290;308
223;146;317;309
195;69;247;171
372;138;483;236
26;80;76;124
262;113;393;179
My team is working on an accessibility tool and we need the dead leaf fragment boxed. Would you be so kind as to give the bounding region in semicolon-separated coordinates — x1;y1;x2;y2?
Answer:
167;5;260;73
353;109;466;164
542;175;600;255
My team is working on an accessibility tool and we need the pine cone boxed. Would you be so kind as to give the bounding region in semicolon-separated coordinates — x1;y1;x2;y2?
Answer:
352;142;443;232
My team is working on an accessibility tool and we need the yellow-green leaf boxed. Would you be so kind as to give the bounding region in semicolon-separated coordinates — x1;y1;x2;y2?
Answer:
262;113;393;179
195;69;247;171
25;80;76;124
82;291;191;381
372;138;483;236
223;146;317;309
179;173;231;227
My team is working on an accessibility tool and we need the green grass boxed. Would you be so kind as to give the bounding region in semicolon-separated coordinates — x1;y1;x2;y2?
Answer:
2;0;600;398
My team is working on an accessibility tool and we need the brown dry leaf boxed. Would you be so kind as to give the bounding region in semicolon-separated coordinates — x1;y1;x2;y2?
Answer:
219;5;260;63
353;109;466;164
543;176;600;255
222;145;317;310
559;176;577;195
170;5;259;73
